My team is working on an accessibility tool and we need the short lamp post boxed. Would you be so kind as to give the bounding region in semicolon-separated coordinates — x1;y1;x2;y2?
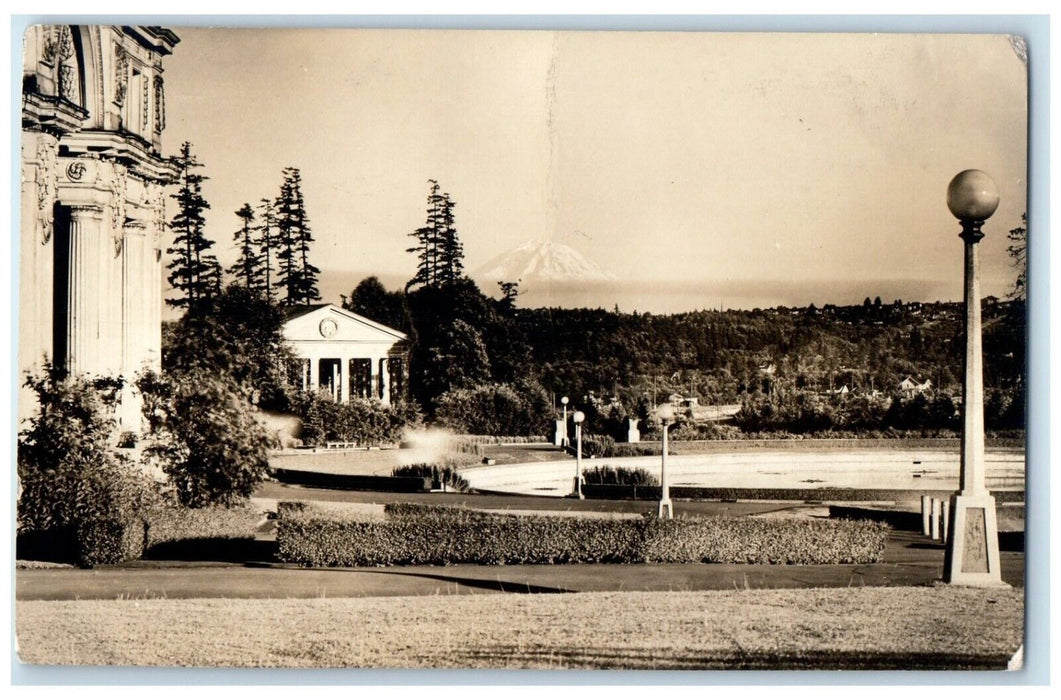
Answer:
657;404;675;519
572;410;585;499
943;169;1005;587
561;396;570;447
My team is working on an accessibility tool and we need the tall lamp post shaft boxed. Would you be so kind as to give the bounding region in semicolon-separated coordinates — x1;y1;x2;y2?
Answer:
960;226;986;495
942;169;1004;587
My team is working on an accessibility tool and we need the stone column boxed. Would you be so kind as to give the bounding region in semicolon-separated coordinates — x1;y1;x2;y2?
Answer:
119;221;148;429
309;356;319;391
379;357;391;404
65;204;105;375
18;131;58;421
341;356;352;404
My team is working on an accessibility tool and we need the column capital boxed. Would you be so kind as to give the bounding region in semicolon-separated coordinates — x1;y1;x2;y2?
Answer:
68;203;105;216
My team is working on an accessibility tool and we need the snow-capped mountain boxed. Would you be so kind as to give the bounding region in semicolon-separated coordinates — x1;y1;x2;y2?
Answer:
472;240;616;285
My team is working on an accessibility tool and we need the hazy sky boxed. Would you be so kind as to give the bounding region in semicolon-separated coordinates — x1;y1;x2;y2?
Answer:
163;29;1027;310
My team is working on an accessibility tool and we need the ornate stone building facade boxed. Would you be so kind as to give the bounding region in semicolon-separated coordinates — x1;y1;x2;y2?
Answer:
19;25;180;428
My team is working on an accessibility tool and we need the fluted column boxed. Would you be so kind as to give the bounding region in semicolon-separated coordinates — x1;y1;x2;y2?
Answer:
65;204;105;375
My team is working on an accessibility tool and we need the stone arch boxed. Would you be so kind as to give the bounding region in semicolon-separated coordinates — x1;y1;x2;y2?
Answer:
71;25;103;126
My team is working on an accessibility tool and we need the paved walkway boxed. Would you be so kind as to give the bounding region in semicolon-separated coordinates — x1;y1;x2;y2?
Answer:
16;530;1023;601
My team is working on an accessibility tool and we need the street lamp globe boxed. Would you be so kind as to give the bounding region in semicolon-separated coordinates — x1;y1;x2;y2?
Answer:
947;169;1000;222
657;403;676;425
561;396;569;406
572;410;585;424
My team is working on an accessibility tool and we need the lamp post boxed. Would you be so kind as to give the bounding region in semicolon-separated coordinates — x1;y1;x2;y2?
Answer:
561;396;570;447
572;410;585;499
657;403;675;518
943;169;1005;586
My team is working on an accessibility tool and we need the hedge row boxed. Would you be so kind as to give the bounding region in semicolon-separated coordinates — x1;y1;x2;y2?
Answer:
578;485;1026;504
276;504;888;567
18;505;263;567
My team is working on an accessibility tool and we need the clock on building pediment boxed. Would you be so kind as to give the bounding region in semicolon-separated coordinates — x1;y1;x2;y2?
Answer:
319;318;338;338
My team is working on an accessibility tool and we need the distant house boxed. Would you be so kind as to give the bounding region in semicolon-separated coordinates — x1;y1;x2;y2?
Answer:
898;377;932;399
282;304;408;405
823;384;850;396
758;363;776;376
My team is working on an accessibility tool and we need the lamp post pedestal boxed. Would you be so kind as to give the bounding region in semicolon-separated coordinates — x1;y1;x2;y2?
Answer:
658;421;673;519
944;492;1005;586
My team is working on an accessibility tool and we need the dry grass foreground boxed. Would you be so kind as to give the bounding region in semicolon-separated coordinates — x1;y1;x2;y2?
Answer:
17;586;1022;670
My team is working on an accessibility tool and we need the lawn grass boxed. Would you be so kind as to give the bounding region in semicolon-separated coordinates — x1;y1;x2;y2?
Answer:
16;586;1022;670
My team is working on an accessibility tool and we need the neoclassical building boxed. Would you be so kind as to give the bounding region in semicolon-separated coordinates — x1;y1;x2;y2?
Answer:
283;305;408;406
19;25;180;428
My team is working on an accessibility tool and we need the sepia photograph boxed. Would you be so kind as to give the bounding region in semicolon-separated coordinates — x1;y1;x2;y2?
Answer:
12;19;1034;675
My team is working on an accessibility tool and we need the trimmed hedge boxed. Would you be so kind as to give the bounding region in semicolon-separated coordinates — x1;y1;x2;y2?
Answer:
144;505;263;548
276;503;888;567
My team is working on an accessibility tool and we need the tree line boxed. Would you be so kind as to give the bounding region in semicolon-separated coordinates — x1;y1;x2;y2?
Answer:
166;142;320;311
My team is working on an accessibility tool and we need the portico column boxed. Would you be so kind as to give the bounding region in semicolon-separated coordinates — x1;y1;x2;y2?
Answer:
120;221;147;429
341;356;351;404
309;356;319;391
379;357;391;405
65;204;105;375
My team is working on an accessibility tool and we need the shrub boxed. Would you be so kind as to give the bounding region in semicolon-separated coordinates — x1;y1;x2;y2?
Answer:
17;365;158;567
138;369;272;508
391;463;470;491
582;465;658;486
578;434;615;458
276;504;888;567
292;391;421;447
435;382;552;436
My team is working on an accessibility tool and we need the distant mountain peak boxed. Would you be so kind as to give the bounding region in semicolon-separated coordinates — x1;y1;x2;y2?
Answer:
473;239;616;286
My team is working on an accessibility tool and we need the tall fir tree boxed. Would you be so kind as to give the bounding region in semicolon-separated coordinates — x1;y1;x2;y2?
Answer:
257;197;278;304
437;190;464;284
274;167;320;306
228;203;265;293
406;180;464;290
166;142;217;311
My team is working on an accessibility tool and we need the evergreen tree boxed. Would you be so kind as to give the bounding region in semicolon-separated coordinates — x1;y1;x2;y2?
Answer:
257;197;278;303
406;180;464;290
437;190;464;284
165;142;216;311
228;203;264;293
274;167;320;306
407;180;442;289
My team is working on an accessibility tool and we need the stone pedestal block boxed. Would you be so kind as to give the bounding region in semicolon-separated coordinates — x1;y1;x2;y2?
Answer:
626;418;641;443
943;493;1006;587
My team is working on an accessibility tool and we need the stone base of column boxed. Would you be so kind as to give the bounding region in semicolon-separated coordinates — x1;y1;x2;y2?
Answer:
943;493;1007;587
658;498;673;519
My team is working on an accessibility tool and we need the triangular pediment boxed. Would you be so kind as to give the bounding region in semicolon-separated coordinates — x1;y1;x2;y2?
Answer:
282;304;406;344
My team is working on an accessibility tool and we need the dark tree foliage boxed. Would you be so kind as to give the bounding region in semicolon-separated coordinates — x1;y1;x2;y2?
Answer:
406;179;464;290
138;369;271;508
162;283;297;409
1008;213;1027;301
257;197;278;303
166;142;221;310
434;381;552;436
341;276;408;333
228;203;264;293
274;167;320;306
17;365;157;565
404;278;533;413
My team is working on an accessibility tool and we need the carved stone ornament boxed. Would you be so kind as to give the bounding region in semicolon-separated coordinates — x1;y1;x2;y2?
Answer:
65;160;87;181
36;140;57;242
57;26;74;62
113;45;128;107
142;78;150;132
153;76;165;133
40;26;60;64
110;165;128;256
